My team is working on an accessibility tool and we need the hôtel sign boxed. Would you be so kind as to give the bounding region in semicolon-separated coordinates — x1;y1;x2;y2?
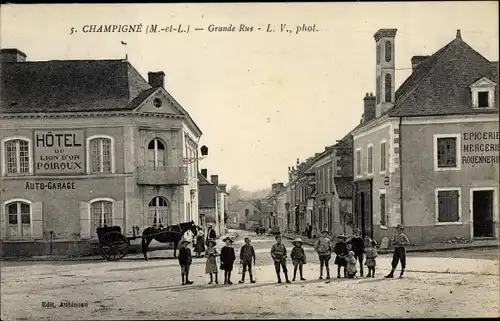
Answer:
34;130;85;175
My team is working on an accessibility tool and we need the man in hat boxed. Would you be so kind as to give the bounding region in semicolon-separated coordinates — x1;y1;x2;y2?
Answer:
385;224;410;278
347;228;365;277
290;237;306;281
239;237;256;283
314;230;332;279
178;239;194;285
206;224;217;246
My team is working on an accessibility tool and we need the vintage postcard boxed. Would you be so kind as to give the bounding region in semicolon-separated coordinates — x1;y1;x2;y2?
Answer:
0;2;498;320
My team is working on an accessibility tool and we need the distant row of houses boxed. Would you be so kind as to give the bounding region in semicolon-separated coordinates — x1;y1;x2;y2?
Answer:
257;28;499;245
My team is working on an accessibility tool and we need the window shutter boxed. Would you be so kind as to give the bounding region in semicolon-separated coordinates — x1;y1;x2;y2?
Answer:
79;202;91;239
0;204;5;239
31;202;43;239
113;200;124;231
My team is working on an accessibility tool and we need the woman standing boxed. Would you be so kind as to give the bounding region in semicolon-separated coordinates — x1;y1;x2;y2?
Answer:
194;226;206;258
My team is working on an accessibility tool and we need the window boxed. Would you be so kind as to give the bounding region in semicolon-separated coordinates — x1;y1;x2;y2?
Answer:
376;44;380;65
436;189;461;224
385;41;392;62
478;91;489;108
379;190;387;227
376;75;380;104
367;145;373;174
6;201;31;238
3;139;30;175
89;137;112;173
435;135;460;169
148;139;166;169
356;149;362;176
385;74;392;103
148;196;169;227
245;209;249;217
90;200;113;237
380;141;387;173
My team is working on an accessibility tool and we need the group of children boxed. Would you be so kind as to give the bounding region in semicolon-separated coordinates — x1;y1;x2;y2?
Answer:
178;224;409;285
178;236;257;286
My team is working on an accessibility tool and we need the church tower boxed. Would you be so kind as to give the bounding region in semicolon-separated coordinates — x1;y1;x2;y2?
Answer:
374;29;397;117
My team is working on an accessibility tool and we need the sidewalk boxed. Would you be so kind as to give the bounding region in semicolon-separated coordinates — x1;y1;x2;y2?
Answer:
0;230;240;262
282;232;499;254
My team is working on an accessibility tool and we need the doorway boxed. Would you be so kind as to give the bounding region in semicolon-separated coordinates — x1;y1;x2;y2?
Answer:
355;180;373;239
472;189;495;238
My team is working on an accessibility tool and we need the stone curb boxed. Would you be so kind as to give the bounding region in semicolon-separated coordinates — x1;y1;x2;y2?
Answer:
281;234;499;254
0;232;240;262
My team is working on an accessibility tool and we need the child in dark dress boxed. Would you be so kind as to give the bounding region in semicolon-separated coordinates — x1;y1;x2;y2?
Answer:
334;234;349;278
178;240;193;285
220;237;236;284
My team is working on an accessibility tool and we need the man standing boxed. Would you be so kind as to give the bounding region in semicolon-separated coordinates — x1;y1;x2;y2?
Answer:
348;228;365;277
206;224;217;245
385;224;410;279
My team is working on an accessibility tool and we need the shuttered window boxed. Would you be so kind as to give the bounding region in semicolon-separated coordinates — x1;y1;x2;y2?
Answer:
385;41;392;62
380;192;387;227
385;74;392;103
367;145;373;174
437;190;460;223
356;150;362;176
380;142;387;172
437;137;457;168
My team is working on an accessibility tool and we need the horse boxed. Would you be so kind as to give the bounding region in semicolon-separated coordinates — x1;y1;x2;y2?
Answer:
141;221;198;260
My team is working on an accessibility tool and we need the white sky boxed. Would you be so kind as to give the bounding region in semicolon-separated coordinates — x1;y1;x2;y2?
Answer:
1;2;498;191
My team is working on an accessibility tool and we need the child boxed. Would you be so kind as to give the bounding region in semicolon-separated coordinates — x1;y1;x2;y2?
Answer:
333;234;349;278
220;237;236;285
205;239;219;284
346;251;357;279
290;237;306;281
365;239;378;278
385;224;410;279
270;234;291;283
239;237;256;284
314;230;332;279
178;240;193;285
347;229;365;277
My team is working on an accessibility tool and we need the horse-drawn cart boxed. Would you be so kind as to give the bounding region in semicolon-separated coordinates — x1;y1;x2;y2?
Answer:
96;226;132;261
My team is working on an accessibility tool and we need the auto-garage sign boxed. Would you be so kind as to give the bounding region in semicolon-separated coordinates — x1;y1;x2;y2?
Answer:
33;130;85;175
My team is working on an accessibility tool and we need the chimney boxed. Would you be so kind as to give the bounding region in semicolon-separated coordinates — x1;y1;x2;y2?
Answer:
210;175;219;186
363;92;376;122
201;169;207;178
219;184;227;193
148;71;165;88
411;56;429;72
0;49;27;62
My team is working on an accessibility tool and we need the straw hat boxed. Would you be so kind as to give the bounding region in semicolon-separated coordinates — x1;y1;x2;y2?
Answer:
291;237;303;245
321;230;329;234
337;234;347;239
396;224;404;230
222;236;233;243
206;238;216;245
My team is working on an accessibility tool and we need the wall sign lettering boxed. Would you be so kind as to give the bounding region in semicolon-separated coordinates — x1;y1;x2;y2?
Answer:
34;130;85;174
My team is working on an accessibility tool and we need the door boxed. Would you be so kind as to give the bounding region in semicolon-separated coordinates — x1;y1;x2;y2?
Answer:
355;180;373;239
473;190;494;238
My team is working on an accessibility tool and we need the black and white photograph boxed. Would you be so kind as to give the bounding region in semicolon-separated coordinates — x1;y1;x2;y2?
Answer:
0;2;498;320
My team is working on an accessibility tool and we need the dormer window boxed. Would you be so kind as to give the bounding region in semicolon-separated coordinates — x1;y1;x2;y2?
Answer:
470;77;496;109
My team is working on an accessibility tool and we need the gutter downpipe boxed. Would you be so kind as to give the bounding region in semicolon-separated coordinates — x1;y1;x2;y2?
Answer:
399;117;404;226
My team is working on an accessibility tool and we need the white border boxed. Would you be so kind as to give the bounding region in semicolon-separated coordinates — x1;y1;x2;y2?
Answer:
86;135;116;174
3;198;33;239
435;187;462;225
367;144;373;176
469;187;498;238
433;133;461;172
379;140;387;174
355;147;362;178
1;136;33;176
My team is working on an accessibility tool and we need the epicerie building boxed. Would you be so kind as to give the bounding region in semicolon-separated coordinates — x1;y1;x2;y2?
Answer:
352;29;499;245
0;48;203;257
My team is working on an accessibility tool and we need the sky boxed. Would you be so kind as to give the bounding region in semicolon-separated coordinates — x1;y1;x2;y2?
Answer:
1;2;498;191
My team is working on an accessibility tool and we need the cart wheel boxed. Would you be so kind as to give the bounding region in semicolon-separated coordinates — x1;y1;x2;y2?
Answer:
100;231;130;261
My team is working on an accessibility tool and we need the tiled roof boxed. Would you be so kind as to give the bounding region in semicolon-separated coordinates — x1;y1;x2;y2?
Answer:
388;36;499;117
198;172;213;185
0;59;152;113
334;177;353;199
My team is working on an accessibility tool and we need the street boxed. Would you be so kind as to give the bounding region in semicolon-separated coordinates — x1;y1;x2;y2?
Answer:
1;230;499;320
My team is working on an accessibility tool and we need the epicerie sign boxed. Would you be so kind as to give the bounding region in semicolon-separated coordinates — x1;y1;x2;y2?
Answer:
34;130;85;175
